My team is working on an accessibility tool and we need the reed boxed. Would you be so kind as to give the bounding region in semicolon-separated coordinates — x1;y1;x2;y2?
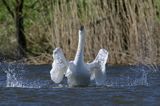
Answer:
0;0;159;65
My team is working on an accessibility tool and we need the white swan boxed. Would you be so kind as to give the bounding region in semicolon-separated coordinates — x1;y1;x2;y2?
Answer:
50;26;109;87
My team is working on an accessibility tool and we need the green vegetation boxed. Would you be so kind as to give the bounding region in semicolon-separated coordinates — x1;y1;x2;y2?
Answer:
155;0;160;21
0;0;160;64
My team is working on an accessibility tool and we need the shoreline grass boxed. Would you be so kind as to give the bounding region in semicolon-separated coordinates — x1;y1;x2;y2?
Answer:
0;0;160;65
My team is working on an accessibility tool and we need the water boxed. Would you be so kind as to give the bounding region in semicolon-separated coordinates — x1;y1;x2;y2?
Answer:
0;63;160;106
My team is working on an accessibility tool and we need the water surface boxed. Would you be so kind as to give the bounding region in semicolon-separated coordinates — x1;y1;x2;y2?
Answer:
0;64;159;106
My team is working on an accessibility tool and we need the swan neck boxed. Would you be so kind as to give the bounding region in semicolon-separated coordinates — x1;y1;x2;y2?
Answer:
74;30;85;64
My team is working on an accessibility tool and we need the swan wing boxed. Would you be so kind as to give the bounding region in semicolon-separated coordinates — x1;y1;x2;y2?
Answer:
87;49;109;85
50;48;68;83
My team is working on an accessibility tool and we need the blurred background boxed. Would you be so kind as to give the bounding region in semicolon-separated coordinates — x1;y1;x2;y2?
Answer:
0;0;159;65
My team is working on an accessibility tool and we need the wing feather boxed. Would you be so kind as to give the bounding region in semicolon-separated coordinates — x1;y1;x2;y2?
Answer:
87;49;109;85
50;48;68;83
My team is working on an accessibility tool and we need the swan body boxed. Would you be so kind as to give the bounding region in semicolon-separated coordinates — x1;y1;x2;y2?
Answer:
65;61;90;87
50;26;109;87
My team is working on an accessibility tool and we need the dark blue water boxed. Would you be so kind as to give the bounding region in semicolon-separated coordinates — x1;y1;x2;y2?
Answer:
0;63;160;106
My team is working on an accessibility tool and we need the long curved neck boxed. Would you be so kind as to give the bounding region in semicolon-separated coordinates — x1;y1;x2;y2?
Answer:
74;30;85;64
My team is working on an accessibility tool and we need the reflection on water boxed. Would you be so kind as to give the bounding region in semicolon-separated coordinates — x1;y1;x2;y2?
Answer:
0;63;159;105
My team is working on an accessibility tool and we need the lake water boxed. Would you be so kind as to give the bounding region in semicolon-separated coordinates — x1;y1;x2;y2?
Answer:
0;63;160;106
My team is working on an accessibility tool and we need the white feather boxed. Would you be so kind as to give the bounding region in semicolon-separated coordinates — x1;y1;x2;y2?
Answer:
50;26;109;87
87;49;109;85
50;48;68;83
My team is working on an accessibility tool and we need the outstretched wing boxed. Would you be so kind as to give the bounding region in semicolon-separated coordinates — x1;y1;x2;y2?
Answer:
50;48;68;83
87;49;109;85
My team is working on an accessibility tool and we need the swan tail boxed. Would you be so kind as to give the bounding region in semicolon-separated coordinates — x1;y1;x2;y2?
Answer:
88;49;109;85
50;48;68;83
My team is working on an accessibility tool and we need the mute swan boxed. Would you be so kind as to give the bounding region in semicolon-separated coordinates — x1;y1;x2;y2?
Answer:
50;26;109;87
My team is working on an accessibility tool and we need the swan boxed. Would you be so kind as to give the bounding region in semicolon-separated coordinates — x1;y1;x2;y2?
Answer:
50;26;109;87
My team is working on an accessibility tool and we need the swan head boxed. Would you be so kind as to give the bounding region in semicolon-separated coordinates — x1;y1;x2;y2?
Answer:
80;25;84;31
79;25;85;37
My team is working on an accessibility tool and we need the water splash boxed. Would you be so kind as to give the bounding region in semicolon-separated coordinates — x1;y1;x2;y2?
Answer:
4;64;52;88
2;63;151;88
105;65;149;87
5;64;24;87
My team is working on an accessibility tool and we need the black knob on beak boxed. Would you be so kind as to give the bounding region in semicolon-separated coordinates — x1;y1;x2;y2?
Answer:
80;25;84;31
